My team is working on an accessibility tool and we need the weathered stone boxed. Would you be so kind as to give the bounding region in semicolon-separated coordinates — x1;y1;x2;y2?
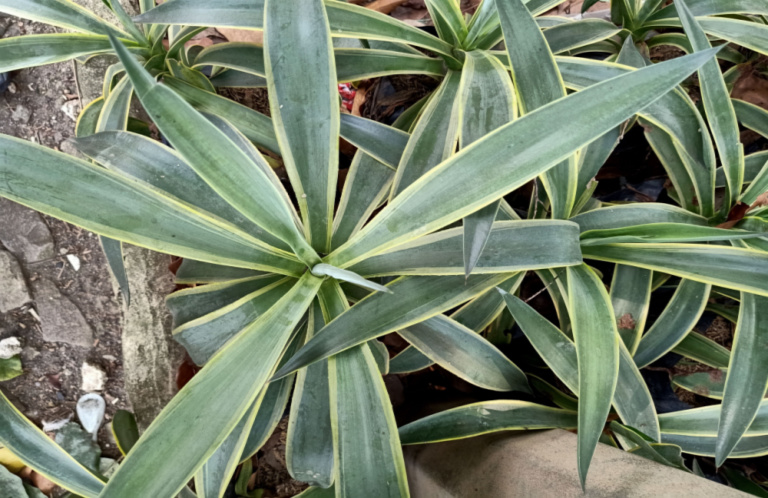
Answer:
81;363;106;392
0;199;55;263
122;245;184;431
10;105;30;124
32;278;94;348
405;429;748;497
0;337;22;359
0;250;31;312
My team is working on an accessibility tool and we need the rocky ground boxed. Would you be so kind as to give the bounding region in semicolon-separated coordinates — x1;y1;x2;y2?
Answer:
0;15;129;459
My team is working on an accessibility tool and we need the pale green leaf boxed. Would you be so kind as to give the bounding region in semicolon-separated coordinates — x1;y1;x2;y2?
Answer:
567;264;620;487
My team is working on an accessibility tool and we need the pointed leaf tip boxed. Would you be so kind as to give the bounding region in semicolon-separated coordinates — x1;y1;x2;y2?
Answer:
311;263;392;294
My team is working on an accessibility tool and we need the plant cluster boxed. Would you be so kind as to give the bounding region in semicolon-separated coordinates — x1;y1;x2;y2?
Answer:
1;0;768;496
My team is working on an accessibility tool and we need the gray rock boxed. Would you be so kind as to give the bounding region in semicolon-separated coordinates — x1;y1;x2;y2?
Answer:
0;337;22;359
32;278;94;348
10;105;30;124
0;198;55;263
122;245;184;431
0;250;31;312
80;362;106;392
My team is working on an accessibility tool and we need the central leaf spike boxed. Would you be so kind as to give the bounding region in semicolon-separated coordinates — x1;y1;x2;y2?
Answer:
311;264;392;294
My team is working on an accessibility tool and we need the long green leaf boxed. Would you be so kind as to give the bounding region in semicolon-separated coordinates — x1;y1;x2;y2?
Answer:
571;204;708;232
644;124;698;213
274;274;513;378
73;131;289;251
498;0;576;220
348;220;582;276
166;275;281;332
717;152;768;189
0;135;302;274
0;0;126;36
661;433;768;459
265;0;337;253
336;47;446;82
0;34;128;73
633;279;711;368
677;0;743;213
326;49;720;268
311;264;390;294
611;422;686;470
464;0;499;49
195;397;262;498
389;346;435;374
567;264;620;487
331;153;395;251
582;243;768;297
400;314;530;392
109;35;319;266
733;99;768;139
320;282;409;498
338;114;408;169
679;18;768;56
576;127;619;207
580;223;762;245
88;61;132;303
392;273;525;375
175;260;263;285
240;323;307;461
501;291;659;441
716;292;768;465
458;51;517;277
672;332;731;369
398;401;578;444
331;100;425;250
286;301;334;488
96;75;133;132
425;0;467;46
390;71;462;198
0;391;104;497
659;401;768;437
174;279;296;365
610;265;652;353
100;237;130;306
543;19;622;54
162;77;279;155
99;273;322;498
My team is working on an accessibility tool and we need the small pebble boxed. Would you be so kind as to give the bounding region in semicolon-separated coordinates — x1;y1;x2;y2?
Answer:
66;254;81;272
0;337;22;359
81;362;107;391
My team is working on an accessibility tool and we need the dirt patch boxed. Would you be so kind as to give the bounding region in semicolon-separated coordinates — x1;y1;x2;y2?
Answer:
703;316;734;349
248;418;308;498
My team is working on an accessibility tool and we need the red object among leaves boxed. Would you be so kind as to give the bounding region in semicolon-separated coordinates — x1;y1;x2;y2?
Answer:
339;83;357;111
177;354;202;390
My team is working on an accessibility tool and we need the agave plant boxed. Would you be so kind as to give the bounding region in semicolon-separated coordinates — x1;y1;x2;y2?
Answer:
0;0;763;497
136;0;768;490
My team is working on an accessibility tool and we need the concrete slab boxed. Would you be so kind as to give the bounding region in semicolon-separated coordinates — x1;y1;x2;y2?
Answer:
404;429;748;497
